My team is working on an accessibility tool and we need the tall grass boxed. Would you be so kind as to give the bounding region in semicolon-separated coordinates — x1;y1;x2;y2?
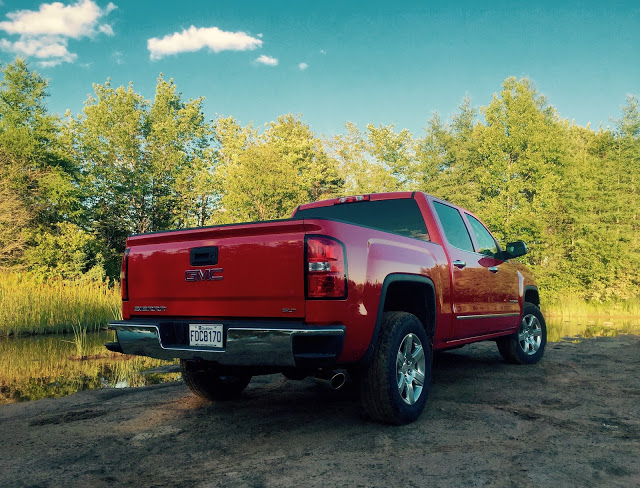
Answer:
63;322;88;358
0;271;121;336
544;296;640;318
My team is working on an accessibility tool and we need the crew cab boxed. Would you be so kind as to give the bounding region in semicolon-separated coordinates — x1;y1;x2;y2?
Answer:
107;192;546;424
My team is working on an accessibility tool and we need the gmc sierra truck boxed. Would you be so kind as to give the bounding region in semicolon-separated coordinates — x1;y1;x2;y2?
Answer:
107;192;546;424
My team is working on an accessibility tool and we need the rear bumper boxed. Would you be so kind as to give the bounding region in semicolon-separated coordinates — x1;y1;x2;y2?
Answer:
108;320;345;368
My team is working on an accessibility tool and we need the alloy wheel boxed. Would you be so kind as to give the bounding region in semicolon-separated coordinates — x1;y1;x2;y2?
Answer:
518;314;542;355
396;333;426;405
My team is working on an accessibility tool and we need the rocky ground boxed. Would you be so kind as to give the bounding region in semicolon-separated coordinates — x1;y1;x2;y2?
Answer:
1;335;639;488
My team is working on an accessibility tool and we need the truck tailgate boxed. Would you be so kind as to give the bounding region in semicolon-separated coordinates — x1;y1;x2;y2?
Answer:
125;220;306;319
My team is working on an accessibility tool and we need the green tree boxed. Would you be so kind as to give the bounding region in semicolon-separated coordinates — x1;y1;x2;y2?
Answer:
0;158;29;264
328;122;409;194
146;75;214;229
552;125;612;298
215;114;342;223
0;59;79;228
473;78;565;274
263;114;342;202
0;59;81;272
610;96;640;298
22;222;105;281
72;77;214;275
415;97;482;209
220;143;300;221
72;80;148;277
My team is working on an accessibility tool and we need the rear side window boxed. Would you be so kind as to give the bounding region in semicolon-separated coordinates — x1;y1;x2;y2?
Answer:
433;201;474;252
294;199;429;240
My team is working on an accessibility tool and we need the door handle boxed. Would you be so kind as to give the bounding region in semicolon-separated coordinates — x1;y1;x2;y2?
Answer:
488;266;498;273
453;260;466;269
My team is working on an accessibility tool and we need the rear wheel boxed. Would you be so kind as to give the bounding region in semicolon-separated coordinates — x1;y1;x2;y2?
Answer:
180;360;251;400
497;302;547;364
359;311;432;425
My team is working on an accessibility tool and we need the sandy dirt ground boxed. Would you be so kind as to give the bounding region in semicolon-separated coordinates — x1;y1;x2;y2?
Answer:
1;335;639;488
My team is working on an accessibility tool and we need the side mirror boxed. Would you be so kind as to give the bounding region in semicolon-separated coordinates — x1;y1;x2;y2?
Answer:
496;240;528;260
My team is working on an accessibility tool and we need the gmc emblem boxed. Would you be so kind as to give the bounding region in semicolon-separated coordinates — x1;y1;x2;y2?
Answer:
185;268;224;281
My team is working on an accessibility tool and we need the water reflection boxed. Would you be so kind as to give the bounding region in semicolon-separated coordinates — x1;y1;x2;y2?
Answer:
0;331;179;404
546;316;640;342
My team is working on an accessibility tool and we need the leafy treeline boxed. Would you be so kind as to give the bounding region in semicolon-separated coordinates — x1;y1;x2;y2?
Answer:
0;59;638;302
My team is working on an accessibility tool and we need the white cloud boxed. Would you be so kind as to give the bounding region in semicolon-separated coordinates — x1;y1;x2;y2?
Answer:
256;54;277;66
98;23;113;36
0;36;76;64
0;0;115;38
148;25;262;61
0;1;116;67
111;49;123;64
298;62;308;71
38;59;65;67
320;49;326;55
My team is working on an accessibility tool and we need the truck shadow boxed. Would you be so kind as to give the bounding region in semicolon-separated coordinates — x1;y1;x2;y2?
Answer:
172;342;511;429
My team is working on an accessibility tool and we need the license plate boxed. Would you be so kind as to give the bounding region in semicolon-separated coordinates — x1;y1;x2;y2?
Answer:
189;324;224;347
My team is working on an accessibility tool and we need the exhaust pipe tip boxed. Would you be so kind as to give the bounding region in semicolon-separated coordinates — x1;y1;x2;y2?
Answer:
314;369;348;390
330;372;346;390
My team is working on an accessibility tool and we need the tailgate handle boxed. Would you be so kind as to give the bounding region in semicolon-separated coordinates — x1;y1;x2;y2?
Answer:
190;246;218;266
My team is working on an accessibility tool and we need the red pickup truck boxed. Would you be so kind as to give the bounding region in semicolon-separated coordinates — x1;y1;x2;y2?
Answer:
108;191;546;424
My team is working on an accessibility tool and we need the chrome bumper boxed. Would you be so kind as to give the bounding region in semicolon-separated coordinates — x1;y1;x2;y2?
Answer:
108;320;345;367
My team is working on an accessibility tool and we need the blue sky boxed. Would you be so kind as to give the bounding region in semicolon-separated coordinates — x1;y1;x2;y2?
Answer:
0;0;638;136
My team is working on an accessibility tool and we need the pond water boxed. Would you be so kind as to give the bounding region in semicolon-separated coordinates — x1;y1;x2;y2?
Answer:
0;330;179;405
545;316;640;342
1;317;639;404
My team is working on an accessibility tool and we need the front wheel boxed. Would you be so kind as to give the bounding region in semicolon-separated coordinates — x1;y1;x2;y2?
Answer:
496;302;547;364
180;360;251;401
359;312;432;425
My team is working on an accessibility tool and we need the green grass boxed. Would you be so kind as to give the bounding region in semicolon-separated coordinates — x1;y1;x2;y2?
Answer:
61;322;88;358
0;271;122;337
544;296;640;318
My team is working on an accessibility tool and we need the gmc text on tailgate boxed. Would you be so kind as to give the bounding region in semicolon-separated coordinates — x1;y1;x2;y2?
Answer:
107;191;546;425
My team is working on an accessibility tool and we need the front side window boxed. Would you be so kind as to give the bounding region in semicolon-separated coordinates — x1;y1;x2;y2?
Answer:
466;214;498;257
432;201;474;252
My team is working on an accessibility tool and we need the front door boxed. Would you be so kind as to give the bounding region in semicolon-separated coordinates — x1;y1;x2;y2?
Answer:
462;212;521;334
432;201;496;339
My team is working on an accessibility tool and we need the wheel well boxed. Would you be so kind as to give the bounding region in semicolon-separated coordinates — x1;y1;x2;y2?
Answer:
383;281;436;345
524;288;540;306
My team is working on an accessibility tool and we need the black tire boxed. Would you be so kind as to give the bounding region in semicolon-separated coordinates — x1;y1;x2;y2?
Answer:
359;311;432;425
496;302;547;365
180;359;251;401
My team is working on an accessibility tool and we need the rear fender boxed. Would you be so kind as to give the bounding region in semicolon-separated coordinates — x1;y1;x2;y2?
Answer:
361;273;436;365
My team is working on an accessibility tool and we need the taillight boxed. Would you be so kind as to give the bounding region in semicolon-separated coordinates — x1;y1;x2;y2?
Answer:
120;248;130;300
306;236;347;299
